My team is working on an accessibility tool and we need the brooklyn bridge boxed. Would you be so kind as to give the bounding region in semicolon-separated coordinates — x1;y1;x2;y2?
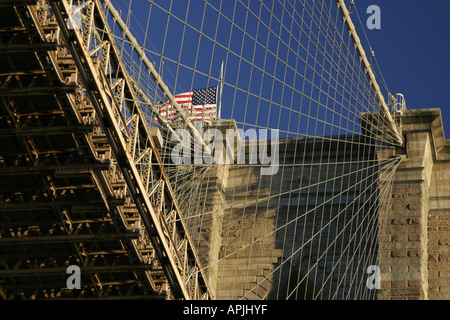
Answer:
0;0;448;301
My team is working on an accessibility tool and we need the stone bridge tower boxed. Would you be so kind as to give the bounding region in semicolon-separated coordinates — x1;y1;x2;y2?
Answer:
192;108;450;300
379;108;450;300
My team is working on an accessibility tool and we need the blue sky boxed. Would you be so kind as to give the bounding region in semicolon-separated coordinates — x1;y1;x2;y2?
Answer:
355;0;450;137
112;0;450;139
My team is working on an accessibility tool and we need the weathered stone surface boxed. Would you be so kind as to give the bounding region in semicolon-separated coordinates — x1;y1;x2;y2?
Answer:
378;109;450;300
191;109;450;300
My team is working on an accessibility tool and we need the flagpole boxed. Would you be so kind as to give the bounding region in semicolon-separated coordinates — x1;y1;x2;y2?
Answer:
218;60;224;120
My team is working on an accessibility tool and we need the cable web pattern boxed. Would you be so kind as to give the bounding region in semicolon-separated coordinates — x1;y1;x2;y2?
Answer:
100;0;403;299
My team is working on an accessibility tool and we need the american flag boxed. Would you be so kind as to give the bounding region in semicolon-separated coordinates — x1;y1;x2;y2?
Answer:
158;86;217;122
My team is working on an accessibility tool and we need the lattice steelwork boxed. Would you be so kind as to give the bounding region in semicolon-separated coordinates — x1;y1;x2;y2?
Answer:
0;0;404;300
0;0;211;300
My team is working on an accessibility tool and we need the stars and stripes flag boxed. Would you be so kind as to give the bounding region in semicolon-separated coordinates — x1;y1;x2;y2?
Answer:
158;86;218;122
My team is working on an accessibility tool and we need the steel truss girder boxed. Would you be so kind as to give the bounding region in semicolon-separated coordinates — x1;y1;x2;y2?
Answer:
0;3;161;299
47;0;212;300
0;232;140;244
